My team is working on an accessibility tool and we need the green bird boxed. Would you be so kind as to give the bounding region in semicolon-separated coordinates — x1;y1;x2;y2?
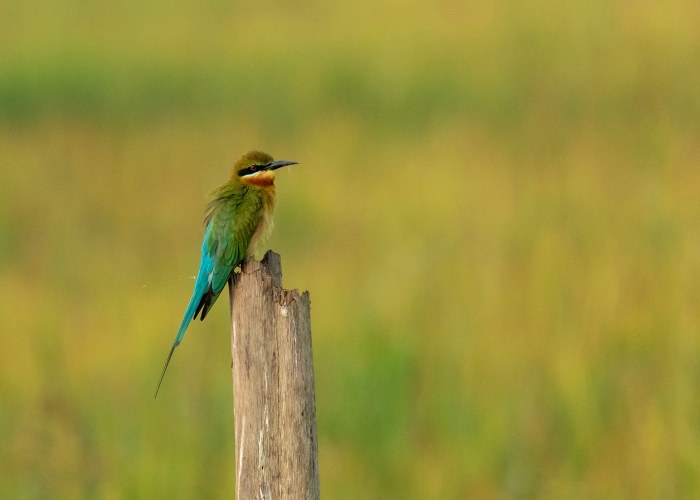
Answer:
155;150;297;397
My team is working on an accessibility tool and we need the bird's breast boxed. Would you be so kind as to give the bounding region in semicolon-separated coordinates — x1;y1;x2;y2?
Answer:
247;187;276;256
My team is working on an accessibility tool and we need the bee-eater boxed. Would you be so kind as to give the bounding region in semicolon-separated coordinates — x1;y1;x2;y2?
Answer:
155;150;297;397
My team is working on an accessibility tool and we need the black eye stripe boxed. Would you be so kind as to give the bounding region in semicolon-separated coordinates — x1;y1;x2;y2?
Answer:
238;164;264;176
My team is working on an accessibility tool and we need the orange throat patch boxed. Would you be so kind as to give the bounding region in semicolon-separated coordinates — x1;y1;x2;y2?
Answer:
242;171;275;187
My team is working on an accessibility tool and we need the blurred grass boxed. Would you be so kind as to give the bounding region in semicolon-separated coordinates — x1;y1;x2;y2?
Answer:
1;0;700;498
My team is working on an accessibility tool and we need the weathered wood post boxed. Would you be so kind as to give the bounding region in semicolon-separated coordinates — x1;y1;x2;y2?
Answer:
229;251;319;499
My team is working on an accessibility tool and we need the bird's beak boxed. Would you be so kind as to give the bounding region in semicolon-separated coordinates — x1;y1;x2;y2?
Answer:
265;160;298;171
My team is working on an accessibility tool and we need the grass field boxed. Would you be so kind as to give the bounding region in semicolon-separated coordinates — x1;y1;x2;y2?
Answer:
2;0;700;498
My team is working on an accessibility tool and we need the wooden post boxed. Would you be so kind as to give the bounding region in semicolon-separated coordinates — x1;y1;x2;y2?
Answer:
229;251;319;500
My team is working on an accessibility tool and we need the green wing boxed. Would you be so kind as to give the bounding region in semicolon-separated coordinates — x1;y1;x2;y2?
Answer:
196;185;263;319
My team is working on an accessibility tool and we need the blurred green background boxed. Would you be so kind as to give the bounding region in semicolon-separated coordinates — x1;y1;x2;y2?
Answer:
2;0;699;498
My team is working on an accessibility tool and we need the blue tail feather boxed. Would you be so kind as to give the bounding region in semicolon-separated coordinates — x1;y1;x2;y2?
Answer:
154;280;208;397
154;232;215;397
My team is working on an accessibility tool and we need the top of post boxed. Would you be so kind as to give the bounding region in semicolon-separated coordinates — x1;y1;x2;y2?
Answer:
240;250;284;289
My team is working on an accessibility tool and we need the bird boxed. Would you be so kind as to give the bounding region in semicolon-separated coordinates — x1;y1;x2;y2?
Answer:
155;150;297;397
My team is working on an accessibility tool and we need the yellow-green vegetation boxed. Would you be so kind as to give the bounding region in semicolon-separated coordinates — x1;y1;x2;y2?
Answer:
2;0;699;498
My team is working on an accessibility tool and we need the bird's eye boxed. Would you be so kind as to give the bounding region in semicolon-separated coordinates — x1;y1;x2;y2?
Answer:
249;165;257;172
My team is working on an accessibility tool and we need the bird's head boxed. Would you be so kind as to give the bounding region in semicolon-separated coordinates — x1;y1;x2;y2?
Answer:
233;150;297;187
